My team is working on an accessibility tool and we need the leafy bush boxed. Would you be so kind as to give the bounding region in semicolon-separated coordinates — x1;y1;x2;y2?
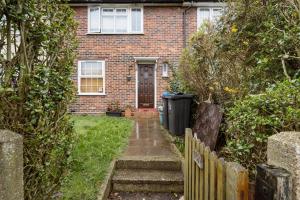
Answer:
168;64;185;94
222;79;300;177
217;0;300;92
179;0;300;104
0;0;77;198
179;26;243;104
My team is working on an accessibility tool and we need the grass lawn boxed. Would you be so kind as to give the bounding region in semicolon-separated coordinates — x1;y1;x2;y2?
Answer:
61;115;133;200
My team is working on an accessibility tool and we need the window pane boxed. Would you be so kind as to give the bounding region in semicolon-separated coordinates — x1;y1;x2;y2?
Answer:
89;7;100;32
102;16;114;32
102;8;114;14
131;8;142;32
116;8;127;14
81;62;102;76
80;78;103;93
198;8;210;27
212;8;223;22
81;62;86;75
91;62;102;76
116;16;128;33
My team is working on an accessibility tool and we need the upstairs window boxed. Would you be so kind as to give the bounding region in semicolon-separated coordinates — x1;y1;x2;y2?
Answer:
197;7;224;28
88;6;143;34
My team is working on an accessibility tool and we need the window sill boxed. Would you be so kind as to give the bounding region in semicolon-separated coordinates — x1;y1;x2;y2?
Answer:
86;32;144;35
78;93;106;96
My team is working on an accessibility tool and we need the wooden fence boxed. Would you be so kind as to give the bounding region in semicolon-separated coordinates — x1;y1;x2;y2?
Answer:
184;128;249;200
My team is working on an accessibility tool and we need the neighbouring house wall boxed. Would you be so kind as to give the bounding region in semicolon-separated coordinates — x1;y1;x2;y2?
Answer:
70;6;197;113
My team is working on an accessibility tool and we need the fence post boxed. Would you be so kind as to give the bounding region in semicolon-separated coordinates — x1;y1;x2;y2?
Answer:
267;131;300;200
226;162;249;200
255;164;291;200
0;130;24;200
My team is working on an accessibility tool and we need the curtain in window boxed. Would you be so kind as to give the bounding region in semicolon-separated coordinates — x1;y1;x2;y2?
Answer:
131;8;142;32
80;62;104;93
89;7;142;33
212;8;223;22
89;7;100;32
198;8;210;27
115;16;128;33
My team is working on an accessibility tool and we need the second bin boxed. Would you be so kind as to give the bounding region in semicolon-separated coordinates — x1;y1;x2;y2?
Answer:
166;94;193;136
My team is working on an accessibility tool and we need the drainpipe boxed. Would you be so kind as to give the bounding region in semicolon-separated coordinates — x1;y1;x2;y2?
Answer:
183;1;193;48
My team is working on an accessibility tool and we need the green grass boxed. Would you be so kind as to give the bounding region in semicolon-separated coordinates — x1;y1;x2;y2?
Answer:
174;136;185;156
61;115;133;200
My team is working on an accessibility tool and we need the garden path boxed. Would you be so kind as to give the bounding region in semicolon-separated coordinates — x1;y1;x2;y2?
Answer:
108;115;184;200
122;116;179;159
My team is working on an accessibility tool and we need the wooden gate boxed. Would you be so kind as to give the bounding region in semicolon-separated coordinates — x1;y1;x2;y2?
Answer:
184;128;249;200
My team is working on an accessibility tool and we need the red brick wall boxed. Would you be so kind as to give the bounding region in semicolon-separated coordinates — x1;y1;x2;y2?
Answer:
70;6;197;113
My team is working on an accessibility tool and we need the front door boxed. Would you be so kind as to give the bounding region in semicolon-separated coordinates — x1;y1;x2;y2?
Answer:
138;64;155;108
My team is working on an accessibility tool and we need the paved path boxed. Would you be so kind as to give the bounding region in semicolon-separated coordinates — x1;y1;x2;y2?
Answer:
108;191;182;200
109;116;183;200
121;117;178;159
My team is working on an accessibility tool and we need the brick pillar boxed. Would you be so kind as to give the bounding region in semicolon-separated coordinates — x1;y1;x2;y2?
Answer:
0;130;23;200
267;131;300;200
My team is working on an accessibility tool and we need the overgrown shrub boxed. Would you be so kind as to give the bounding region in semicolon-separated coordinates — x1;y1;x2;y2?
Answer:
178;0;300;177
0;1;77;199
217;0;300;92
179;26;243;104
222;79;300;177
179;0;300;104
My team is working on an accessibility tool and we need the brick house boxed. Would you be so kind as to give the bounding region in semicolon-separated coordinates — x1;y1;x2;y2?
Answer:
69;0;225;113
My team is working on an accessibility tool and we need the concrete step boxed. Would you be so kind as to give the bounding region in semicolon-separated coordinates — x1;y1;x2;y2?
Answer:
112;169;184;193
116;157;182;171
134;109;159;118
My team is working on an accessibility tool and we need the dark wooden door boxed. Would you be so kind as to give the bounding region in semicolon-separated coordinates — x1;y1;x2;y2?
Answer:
138;64;155;108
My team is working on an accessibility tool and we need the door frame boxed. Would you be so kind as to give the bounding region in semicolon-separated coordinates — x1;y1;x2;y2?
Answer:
135;58;157;109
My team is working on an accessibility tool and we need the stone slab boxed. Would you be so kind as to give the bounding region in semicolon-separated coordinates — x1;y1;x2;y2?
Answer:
267;131;300;200
0;130;23;200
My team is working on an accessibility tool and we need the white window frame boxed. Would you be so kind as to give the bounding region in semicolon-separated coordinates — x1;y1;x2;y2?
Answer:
87;6;144;34
78;60;106;96
197;6;224;28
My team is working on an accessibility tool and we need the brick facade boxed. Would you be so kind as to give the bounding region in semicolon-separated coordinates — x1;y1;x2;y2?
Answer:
70;5;197;113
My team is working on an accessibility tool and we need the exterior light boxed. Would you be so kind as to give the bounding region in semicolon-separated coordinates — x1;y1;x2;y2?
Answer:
162;62;169;78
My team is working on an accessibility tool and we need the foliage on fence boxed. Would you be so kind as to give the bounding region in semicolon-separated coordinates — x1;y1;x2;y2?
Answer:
0;0;77;198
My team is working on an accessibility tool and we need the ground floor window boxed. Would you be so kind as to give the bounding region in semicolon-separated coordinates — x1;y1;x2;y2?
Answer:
78;60;105;95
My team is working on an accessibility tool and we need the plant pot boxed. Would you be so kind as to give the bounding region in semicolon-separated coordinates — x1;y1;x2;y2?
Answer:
106;111;122;117
125;109;132;117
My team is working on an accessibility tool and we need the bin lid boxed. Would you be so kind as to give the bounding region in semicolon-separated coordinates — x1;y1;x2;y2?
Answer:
165;94;194;100
162;91;172;98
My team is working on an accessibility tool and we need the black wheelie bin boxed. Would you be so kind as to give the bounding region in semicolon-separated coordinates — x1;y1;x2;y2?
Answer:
162;95;169;130
167;94;193;136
